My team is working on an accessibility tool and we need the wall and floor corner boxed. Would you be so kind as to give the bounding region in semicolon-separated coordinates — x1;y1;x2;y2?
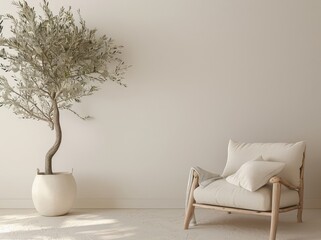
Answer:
1;0;321;209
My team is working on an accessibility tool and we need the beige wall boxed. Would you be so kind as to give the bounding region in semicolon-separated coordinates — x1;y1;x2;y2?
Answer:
1;0;321;208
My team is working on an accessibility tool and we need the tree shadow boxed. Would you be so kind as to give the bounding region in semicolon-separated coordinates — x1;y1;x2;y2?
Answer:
0;210;136;240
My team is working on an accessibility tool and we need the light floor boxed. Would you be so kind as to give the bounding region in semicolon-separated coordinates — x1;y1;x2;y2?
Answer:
0;209;321;240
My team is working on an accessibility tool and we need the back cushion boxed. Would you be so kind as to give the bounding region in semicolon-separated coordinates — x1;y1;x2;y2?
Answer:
222;140;306;187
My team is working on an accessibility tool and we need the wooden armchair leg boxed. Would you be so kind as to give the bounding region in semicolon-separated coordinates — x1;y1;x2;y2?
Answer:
297;182;304;223
184;174;198;229
184;200;195;229
269;182;281;240
297;207;303;223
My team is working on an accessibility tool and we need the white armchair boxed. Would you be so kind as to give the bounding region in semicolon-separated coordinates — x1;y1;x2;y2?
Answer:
184;140;306;240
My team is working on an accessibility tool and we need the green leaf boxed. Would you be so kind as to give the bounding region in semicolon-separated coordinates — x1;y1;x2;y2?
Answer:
0;0;128;124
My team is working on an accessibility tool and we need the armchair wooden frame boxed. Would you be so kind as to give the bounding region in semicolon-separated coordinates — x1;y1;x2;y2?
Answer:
184;150;306;240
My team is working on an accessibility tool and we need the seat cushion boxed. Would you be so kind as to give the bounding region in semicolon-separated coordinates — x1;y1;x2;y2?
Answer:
194;179;299;211
222;140;306;187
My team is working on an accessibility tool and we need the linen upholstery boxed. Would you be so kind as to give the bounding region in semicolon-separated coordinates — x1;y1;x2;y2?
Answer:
222;140;306;187
194;179;299;211
226;156;286;192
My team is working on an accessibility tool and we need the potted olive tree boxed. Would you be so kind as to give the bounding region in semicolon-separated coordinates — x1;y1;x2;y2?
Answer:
0;1;128;216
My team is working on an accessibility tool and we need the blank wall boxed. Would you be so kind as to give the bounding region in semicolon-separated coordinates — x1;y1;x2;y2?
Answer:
1;0;321;208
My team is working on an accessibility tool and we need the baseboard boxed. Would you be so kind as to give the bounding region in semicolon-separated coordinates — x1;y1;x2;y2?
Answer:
0;198;184;209
75;198;184;208
1;198;320;209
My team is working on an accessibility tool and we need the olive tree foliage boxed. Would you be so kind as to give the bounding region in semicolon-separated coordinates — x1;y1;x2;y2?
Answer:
0;1;128;174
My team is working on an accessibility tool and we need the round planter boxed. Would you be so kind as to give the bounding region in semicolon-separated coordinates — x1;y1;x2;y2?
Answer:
32;172;77;216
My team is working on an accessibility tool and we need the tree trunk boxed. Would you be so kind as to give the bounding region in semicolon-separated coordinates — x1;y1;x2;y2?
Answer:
45;98;62;174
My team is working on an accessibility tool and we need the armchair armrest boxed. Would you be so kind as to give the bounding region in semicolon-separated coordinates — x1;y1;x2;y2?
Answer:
269;176;299;191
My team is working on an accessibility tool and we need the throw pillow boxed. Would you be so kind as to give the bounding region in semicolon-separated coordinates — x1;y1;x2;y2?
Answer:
226;156;286;192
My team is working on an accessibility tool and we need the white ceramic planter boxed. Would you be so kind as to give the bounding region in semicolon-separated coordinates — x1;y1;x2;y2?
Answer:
32;172;77;216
